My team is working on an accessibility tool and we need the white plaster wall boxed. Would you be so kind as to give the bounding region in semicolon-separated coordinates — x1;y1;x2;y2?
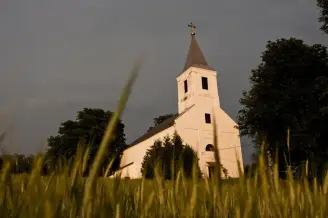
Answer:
175;106;199;147
176;67;219;114
191;68;219;103
217;108;244;178
174;107;236;177
175;105;243;178
176;69;194;113
119;126;175;178
119;106;243;179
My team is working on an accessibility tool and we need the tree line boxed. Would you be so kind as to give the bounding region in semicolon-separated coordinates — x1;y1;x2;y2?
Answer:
0;109;182;177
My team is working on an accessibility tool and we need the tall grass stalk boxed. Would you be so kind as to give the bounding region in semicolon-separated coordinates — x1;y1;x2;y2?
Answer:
82;59;140;217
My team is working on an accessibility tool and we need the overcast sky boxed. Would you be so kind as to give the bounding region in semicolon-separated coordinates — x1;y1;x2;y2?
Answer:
0;0;326;164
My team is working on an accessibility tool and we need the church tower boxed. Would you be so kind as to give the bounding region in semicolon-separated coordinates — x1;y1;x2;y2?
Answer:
176;23;220;114
118;22;243;179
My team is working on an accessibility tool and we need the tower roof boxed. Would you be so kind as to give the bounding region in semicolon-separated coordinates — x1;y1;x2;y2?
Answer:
183;34;212;72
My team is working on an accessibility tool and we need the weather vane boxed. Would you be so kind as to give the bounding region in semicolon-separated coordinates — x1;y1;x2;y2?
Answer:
188;22;196;36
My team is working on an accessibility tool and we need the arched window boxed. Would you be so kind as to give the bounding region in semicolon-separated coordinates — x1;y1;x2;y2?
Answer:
205;144;214;151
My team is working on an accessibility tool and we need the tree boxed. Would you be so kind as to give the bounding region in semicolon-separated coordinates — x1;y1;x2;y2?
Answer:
141;133;201;179
147;113;176;132
0;154;35;174
317;0;328;34
46;108;126;175
244;163;257;177
238;38;328;178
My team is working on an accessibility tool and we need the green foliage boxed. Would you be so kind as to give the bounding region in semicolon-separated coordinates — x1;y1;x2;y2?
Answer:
238;38;328;178
141;133;201;179
46;108;127;175
147;113;176;132
317;0;328;34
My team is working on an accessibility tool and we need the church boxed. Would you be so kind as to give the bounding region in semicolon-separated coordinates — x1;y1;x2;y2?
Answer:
119;23;244;178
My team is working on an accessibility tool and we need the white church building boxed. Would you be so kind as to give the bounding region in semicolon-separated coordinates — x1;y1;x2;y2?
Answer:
119;23;243;178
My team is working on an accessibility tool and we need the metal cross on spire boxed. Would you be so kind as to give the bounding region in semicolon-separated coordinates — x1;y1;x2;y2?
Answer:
188;22;196;36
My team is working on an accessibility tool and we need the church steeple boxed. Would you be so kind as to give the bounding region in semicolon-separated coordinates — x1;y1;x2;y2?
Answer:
183;23;212;71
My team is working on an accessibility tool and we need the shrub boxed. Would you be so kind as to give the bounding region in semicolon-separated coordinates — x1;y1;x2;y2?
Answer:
141;133;201;179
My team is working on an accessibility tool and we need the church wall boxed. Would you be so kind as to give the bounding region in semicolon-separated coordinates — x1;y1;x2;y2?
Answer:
174;106;199;144
216;108;244;177
176;67;220;114
176;69;195;113
187;105;242;177
174;103;243;178
196;106;242;178
118;106;243;179
192;68;219;100
119;126;176;179
174;105;217;177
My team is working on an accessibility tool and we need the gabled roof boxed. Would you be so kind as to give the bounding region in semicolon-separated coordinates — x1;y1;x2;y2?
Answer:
127;105;195;148
129;114;179;147
183;35;213;72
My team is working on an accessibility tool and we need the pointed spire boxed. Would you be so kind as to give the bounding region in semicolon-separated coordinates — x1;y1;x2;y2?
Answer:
183;23;212;71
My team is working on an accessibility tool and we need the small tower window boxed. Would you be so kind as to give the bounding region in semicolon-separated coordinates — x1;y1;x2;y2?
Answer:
205;113;211;123
184;80;188;93
202;77;208;90
206;144;214;151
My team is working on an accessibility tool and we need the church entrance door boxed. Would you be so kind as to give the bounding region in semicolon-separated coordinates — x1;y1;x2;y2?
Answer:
208;165;215;178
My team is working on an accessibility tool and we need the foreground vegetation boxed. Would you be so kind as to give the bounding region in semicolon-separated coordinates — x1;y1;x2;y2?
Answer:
0;151;327;217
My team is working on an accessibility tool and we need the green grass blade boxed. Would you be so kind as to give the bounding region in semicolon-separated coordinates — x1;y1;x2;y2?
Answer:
82;58;141;217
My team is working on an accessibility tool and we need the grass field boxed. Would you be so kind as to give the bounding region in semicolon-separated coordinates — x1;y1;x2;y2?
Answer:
0;161;327;217
0;61;327;217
